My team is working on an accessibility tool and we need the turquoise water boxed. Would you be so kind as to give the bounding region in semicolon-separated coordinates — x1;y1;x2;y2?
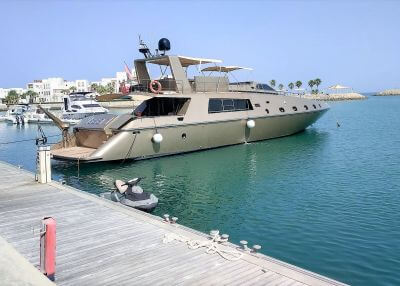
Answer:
1;96;399;285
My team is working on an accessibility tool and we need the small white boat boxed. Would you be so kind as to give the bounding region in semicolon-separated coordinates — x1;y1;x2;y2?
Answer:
23;106;53;124
61;92;108;121
18;105;80;125
0;103;7;112
3;105;28;125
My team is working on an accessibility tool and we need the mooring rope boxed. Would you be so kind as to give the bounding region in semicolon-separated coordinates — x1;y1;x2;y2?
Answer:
163;233;243;261
121;133;137;164
0;134;60;145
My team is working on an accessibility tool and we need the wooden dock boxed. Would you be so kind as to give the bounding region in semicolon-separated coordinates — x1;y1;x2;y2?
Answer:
0;161;347;286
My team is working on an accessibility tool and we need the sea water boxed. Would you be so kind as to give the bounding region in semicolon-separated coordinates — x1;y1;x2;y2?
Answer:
0;95;399;285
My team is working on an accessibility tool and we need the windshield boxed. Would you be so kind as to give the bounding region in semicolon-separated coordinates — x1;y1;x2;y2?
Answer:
133;97;190;117
82;104;101;108
70;94;95;101
256;83;275;91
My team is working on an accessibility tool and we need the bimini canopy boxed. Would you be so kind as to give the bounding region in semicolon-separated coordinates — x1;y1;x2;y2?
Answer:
201;66;253;73
147;55;222;67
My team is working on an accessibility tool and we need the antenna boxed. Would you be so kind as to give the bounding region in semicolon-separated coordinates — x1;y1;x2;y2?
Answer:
138;35;152;58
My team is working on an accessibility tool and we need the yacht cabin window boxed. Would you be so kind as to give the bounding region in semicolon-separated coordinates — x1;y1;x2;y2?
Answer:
208;99;253;113
223;99;234;111
133;97;190;117
256;84;275;91
83;103;101;108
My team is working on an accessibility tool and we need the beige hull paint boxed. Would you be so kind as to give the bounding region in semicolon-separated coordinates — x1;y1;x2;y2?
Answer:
88;109;326;162
51;92;329;162
51;54;331;163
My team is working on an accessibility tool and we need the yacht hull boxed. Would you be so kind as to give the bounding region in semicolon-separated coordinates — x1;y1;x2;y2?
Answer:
52;108;327;162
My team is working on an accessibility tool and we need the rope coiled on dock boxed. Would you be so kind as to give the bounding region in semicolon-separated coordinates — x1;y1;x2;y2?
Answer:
163;233;243;261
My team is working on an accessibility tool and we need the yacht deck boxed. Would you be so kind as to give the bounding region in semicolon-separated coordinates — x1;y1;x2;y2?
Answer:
51;146;96;160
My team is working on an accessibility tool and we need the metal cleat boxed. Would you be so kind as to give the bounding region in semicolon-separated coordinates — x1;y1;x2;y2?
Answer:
221;234;229;243
163;214;170;223
209;230;219;240
240;240;250;251
252;244;261;253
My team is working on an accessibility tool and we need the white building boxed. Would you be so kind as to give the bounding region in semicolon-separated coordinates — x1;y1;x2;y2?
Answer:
99;77;119;93
26;78;91;102
116;72;128;83
7;69;137;103
75;80;90;92
44;78;65;102
90;81;101;88
97;70;135;93
100;77;116;87
27;78;65;103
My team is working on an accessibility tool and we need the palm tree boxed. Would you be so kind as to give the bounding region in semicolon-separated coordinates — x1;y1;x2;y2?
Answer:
95;85;107;95
308;80;315;93
5;90;19;104
23;90;38;103
314;78;321;93
90;83;98;92
288;82;294;91
269;80;276;88
105;82;116;94
69;86;77;93
278;83;284;91
295;81;302;89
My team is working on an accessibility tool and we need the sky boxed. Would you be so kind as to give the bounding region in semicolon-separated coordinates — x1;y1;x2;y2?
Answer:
0;0;399;92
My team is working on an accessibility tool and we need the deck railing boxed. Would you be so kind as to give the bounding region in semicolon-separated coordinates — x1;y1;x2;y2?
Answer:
131;79;278;95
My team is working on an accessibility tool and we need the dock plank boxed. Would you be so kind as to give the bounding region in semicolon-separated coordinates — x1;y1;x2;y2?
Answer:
0;161;347;286
240;270;278;286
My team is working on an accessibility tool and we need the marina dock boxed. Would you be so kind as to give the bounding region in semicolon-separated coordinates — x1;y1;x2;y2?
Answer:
0;161;346;286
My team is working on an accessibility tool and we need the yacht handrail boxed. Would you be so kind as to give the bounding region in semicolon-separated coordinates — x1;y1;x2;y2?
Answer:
129;79;277;95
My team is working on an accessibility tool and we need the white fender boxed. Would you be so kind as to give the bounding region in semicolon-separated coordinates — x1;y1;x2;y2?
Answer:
152;133;163;143
246;120;255;129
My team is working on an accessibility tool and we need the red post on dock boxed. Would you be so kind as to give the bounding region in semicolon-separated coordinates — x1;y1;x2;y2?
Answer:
40;217;56;281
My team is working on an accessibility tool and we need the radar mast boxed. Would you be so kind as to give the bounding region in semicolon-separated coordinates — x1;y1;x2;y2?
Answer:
138;35;152;58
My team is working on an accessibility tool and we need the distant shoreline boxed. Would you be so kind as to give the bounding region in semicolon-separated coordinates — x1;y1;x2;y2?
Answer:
297;92;366;101
375;89;400;96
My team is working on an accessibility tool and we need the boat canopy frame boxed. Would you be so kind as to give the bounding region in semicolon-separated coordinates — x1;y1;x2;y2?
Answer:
134;55;223;94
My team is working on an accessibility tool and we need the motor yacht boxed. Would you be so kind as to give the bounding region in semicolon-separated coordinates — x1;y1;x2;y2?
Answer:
61;92;108;122
51;38;329;162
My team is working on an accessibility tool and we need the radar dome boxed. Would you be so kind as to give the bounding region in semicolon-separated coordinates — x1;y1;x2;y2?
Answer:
158;38;171;52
